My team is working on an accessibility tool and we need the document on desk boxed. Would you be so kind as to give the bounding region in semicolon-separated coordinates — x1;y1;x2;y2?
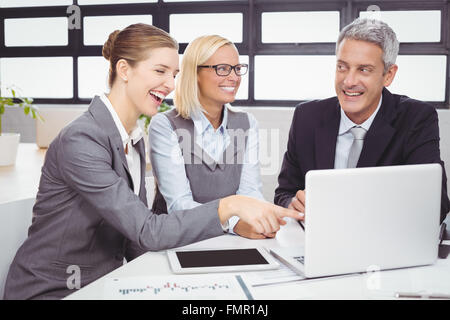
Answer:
102;274;254;300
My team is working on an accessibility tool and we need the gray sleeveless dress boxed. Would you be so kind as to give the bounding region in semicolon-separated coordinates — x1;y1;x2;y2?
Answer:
152;108;250;214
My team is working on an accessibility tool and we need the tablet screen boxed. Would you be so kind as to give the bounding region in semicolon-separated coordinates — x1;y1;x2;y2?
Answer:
176;248;269;268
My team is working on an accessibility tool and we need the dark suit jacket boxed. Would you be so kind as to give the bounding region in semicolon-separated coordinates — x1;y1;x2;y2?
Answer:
4;96;224;300
274;88;450;223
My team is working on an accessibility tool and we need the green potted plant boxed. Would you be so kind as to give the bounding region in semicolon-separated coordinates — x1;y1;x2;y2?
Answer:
138;100;172;134
0;86;42;166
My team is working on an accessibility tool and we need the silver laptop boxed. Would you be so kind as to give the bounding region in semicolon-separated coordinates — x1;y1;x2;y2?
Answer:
271;164;442;279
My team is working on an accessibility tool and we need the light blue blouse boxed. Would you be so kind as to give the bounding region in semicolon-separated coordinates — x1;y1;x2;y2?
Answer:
149;104;264;234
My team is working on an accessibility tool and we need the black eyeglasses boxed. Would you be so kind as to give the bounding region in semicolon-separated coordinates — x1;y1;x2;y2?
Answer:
198;63;248;76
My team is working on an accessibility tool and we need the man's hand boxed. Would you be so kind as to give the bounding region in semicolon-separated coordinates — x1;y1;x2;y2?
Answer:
288;190;306;213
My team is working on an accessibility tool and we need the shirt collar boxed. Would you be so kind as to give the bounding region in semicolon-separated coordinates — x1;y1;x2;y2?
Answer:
191;104;229;136
338;95;382;135
100;93;143;146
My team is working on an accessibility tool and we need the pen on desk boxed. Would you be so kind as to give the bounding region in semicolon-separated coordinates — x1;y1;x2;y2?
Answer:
395;292;450;299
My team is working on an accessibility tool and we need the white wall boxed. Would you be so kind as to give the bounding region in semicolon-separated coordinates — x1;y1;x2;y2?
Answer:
240;107;294;202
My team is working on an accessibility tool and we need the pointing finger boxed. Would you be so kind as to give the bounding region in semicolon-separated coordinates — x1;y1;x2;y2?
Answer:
274;205;305;220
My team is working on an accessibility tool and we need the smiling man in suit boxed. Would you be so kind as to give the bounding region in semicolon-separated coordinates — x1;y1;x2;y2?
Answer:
274;18;450;223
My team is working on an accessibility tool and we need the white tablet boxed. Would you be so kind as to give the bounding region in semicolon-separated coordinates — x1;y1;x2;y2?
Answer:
167;247;280;274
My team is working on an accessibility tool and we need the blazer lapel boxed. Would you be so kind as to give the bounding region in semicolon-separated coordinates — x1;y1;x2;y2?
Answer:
315;102;341;169
88;96;133;185
358;88;397;167
116;142;132;183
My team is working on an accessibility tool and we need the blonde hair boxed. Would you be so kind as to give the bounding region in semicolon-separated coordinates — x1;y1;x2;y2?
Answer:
102;23;178;88
174;35;235;119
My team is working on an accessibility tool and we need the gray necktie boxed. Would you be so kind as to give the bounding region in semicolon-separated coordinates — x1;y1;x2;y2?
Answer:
347;126;367;168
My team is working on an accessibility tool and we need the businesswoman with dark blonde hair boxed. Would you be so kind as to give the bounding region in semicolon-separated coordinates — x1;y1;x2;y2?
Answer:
4;24;302;300
150;35;269;239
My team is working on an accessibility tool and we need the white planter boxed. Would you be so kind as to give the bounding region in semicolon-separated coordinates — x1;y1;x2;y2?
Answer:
0;133;20;166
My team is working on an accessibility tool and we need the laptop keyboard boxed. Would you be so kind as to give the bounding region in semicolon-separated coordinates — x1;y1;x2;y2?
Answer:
294;256;305;265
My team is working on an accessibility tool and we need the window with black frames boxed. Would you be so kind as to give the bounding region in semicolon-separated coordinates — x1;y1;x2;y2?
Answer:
0;0;449;108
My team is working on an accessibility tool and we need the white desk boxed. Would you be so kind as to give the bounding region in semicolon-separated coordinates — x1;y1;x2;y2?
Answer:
66;218;450;300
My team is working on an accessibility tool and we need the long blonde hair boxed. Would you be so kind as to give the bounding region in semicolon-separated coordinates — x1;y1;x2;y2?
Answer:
174;35;235;119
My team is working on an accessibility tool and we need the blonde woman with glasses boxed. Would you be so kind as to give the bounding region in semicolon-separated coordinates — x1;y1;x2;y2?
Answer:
4;26;302;300
150;35;271;239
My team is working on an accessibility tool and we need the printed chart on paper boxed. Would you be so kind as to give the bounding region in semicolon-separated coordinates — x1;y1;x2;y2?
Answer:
102;274;252;300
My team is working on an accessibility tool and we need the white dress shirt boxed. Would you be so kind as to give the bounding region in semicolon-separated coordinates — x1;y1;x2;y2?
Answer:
334;96;382;169
100;93;143;195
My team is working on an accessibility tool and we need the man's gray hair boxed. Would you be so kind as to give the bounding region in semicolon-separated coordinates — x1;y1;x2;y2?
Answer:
336;18;399;73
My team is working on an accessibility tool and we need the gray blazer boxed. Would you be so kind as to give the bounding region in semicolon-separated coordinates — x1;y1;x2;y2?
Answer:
3;96;224;300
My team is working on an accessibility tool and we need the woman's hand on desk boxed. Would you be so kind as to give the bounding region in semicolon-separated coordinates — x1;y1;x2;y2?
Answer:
218;195;304;235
